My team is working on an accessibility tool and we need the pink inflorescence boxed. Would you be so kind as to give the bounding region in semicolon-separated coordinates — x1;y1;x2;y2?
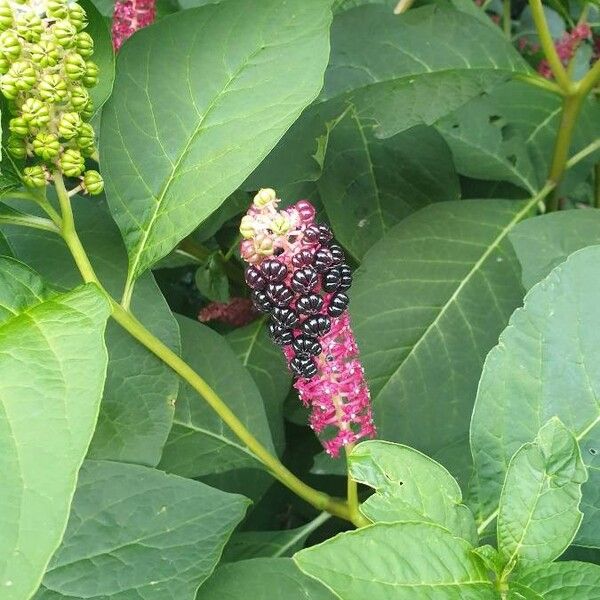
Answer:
537;24;591;79
111;0;156;51
239;189;376;456
198;298;257;328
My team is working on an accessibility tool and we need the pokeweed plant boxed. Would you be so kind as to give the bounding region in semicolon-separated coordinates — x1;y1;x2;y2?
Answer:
0;0;599;599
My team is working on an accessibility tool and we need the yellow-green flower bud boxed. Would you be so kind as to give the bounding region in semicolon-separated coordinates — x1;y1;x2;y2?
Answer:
7;134;26;159
0;30;21;60
14;12;43;43
9;116;28;136
60;148;84;176
58;111;82;139
253;188;277;208
68;3;87;31
82;60;98;88
33;131;60;160
64;52;86;80
51;19;77;48
80;143;96;158
46;0;68;19
0;73;17;98
271;213;290;235
76;122;94;149
254;233;274;256
8;60;36;90
21;97;50;127
22;165;46;188
0;53;10;74
39;73;67;102
0;0;13;31
30;40;60;68
83;169;103;195
75;31;93;57
69;85;89;111
239;215;256;239
80;97;94;120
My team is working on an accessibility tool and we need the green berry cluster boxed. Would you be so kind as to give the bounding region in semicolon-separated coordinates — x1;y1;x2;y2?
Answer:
0;0;103;194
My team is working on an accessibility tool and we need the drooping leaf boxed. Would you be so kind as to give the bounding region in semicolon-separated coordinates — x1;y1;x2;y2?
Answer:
470;246;600;548
3;199;180;466
159;315;274;478
349;440;476;542
497;418;587;568
199;558;336;600
0;258;110;600
295;522;496;599
34;460;249;600
101;0;332;280
350;199;529;481
509;209;600;290
515;561;600;599
194;253;230;303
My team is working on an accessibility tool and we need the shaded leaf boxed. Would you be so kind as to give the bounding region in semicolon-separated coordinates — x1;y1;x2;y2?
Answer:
515;561;600;599
195;253;229;303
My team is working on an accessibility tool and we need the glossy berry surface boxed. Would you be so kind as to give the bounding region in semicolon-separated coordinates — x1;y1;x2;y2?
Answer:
338;264;353;291
317;224;333;243
292;335;321;357
290;355;317;378
329;244;345;264
322;267;341;293
260;258;288;282
245;265;266;290
272;307;299;329
296;293;323;316
251;290;272;313
266;283;294;307
328;291;349;317
302;315;331;337
314;247;334;272
290;267;318;294
303;224;320;244
291;249;314;268
268;322;294;346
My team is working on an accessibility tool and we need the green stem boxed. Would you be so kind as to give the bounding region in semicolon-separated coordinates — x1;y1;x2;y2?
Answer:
514;72;563;95
575;57;600;98
503;0;511;38
565;138;600;171
393;0;414;15
345;443;368;527
0;211;61;234
595;163;600;209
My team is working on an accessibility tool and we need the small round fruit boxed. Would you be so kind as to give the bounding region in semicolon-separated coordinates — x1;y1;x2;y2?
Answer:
82;60;98;87
301;315;331;337
60;148;85;177
51;19;77;48
64;52;86;80
39;73;68;102
6;134;26;159
292;335;321;357
70;85;90;112
8;116;28;137
58;111;82;139
244;265;266;290
76;122;95;149
296;293;323;316
21;98;50;127
0;30;21;60
8;60;36;90
327;292;349;317
260;258;287;282
290;267;318;294
33;132;60;161
22;165;46;188
46;0;69;19
265;283;293;308
83;170;104;195
14;12;43;42
68;2;87;31
75;32;93;57
0;0;13;31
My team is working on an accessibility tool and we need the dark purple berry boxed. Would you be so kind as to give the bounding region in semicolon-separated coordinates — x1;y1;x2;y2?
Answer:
272;307;299;329
329;244;345;265
296;293;323;316
291;267;318;294
317;224;333;244
251;290;272;313
338;264;353;291
314;248;334;272
290;355;317;379
292;249;314;269
302;315;331;337
303;225;320;244
322;267;341;293
260;259;288;282
293;335;321;356
328;291;349;317
245;265;267;290
266;283;294;307
268;322;294;346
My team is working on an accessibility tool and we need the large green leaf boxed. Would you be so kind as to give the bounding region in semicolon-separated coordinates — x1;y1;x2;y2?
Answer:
497;418;587;568
34;460;249;600
515;561;600;599
470;246;600;548
226;318;291;454
0;259;110;600
3;199;180;466
159;315;274;477
199;558;336;600
295;522;496;599
509;210;600;290
351;200;529;480
349;440;476;541
318;109;460;261
101;0;332;281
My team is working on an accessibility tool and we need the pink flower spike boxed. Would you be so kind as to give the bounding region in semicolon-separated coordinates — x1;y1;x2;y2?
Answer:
112;0;156;51
198;298;257;328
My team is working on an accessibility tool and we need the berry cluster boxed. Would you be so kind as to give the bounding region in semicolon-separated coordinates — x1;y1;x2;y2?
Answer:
0;0;103;193
240;189;375;456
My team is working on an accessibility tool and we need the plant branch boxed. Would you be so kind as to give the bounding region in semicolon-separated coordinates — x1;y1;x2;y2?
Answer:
345;443;369;528
514;72;563;95
576;57;600;98
0;211;61;234
565;138;600;171
393;0;414;15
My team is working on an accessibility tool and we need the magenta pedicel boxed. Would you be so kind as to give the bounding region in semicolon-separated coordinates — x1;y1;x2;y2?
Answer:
240;189;376;456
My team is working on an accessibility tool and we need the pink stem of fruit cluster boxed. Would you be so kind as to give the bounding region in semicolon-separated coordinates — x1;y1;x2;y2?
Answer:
111;0;156;51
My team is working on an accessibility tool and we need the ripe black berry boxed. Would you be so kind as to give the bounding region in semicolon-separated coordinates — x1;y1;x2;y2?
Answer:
303;225;320;244
328;291;349;317
272;307;299;329
251;290;272;313
302;315;331;337
268;322;294;346
260;259;288;282
293;334;322;356
296;293;323;316
329;244;345;265
322;267;341;293
291;267;318;294
338;264;353;291
317;224;333;244
245;265;267;290
266;283;294;307
292;249;314;269
314;247;334;272
290;355;317;379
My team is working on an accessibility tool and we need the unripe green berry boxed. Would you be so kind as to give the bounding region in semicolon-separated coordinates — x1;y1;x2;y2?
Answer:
64;52;86;80
68;3;87;31
39;73;68;102
14;13;43;43
0;73;17;98
51;19;77;48
9;116;28;136
8;60;36;90
0;0;13;31
80;97;94;120
21;97;50;127
0;53;9;74
69;85;88;111
75;32;93;57
0;30;21;60
80;143;96;158
46;0;68;19
22;165;46;188
82;60;98;88
7;134;27;159
30;40;60;68
33;132;60;161
58;111;82;139
83;169;103;195
76;122;95;149
60;148;84;176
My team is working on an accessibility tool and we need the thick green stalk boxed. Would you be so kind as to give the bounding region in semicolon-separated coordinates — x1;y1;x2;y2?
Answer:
345;443;369;528
503;0;511;38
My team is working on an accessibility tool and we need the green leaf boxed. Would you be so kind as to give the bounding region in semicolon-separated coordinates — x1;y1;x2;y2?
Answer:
3;199;180;466
351;200;529;480
497;418;587;568
159;315;275;477
509;210;600;290
0;161;22;198
195;253;230;302
226;318;291;454
34;460;249;600
295;522;496;599
318;109;460;260
470;245;600;548
0;258;110;600
348;440;476;541
101;0;332;280
199;558;336;600
515;561;600;599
